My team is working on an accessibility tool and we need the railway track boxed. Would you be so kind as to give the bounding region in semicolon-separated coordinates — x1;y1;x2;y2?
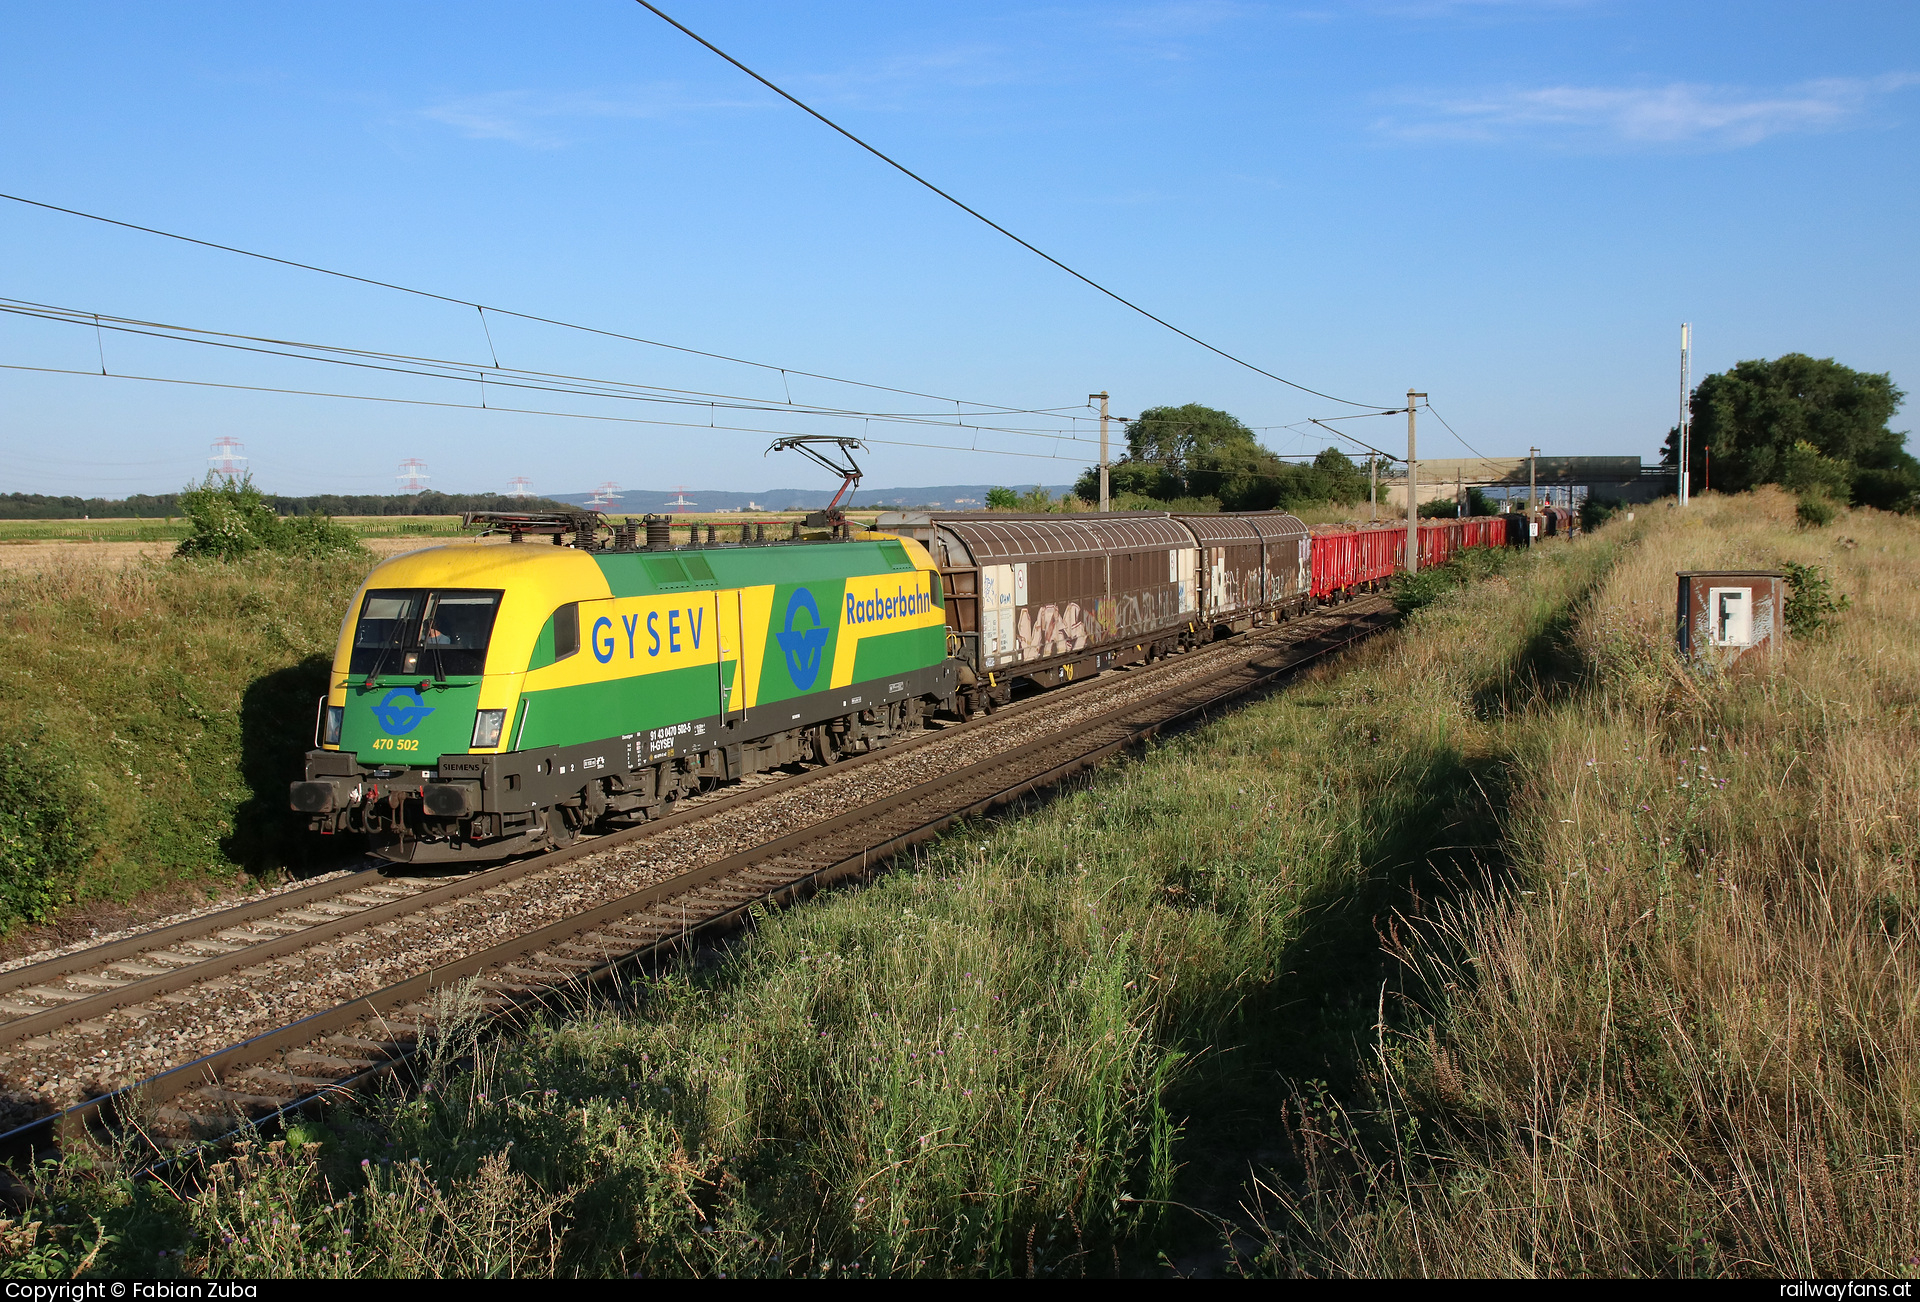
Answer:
0;597;1396;1154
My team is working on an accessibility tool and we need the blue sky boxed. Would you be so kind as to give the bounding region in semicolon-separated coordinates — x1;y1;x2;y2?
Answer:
2;0;1914;499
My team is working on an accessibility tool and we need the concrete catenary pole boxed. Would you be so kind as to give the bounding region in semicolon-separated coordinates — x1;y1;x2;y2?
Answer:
1369;455;1377;522
1091;391;1111;512
1678;323;1692;506
1529;446;1540;514
1405;390;1426;573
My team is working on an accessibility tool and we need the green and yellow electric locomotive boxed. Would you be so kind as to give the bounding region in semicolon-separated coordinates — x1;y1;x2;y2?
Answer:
290;515;957;863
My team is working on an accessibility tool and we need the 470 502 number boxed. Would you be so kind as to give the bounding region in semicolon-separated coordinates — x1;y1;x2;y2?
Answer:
370;738;420;752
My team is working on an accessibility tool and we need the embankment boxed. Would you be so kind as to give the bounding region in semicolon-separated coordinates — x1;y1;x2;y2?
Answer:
0;554;368;938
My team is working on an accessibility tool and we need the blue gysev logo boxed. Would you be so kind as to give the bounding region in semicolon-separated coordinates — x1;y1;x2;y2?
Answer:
371;687;435;735
776;588;830;690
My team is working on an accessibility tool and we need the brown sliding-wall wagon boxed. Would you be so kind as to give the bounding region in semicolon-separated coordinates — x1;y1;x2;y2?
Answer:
875;509;1313;707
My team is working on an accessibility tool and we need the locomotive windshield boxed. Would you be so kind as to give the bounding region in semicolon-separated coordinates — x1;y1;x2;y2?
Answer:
350;588;502;677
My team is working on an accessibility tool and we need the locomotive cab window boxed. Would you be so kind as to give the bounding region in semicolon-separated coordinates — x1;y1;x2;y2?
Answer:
350;588;502;677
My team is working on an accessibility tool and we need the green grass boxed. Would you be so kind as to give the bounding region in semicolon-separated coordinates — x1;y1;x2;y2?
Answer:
0;519;191;543
0;554;372;932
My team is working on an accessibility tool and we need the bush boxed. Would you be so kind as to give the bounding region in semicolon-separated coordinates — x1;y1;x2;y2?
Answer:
1780;440;1855;500
1795;493;1837;528
0;732;100;933
1781;559;1851;636
1581;496;1628;531
175;474;365;560
1389;545;1521;615
1389;564;1463;612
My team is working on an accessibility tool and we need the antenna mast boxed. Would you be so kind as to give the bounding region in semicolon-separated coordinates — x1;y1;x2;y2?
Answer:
1678;323;1692;506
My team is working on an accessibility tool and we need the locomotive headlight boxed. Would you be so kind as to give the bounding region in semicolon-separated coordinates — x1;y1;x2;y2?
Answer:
471;708;507;749
321;705;344;747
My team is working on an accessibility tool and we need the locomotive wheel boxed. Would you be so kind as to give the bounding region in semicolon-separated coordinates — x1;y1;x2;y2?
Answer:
814;723;839;766
544;808;576;849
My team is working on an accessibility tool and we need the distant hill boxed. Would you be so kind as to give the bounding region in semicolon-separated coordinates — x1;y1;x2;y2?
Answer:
0;484;1076;520
544;485;1077;513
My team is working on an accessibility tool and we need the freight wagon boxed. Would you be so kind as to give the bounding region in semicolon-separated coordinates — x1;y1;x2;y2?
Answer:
875;510;1316;701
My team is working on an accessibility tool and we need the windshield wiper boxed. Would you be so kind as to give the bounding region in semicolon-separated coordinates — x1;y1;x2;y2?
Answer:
425;595;448;684
362;616;412;689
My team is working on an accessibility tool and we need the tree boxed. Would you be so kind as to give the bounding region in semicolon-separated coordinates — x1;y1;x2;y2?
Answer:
1072;460;1167;503
1125;403;1285;506
1663;354;1914;507
1069;403;1379;512
984;487;1020;510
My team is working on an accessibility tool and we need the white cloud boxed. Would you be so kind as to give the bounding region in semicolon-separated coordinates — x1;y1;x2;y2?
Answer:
1376;73;1920;149
417;87;765;148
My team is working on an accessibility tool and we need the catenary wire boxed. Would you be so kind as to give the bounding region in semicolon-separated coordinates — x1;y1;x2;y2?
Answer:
0;363;1098;465
3;293;1431;487
0;195;1414;448
0;192;1072;417
1;363;1349;484
1420;401;1493;461
3;305;1385;484
0;298;1111;447
629;0;1391;411
1305;413;1404;463
2;297;1107;436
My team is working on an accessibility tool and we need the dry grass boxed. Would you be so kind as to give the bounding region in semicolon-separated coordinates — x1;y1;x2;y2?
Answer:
1251;489;1920;1277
